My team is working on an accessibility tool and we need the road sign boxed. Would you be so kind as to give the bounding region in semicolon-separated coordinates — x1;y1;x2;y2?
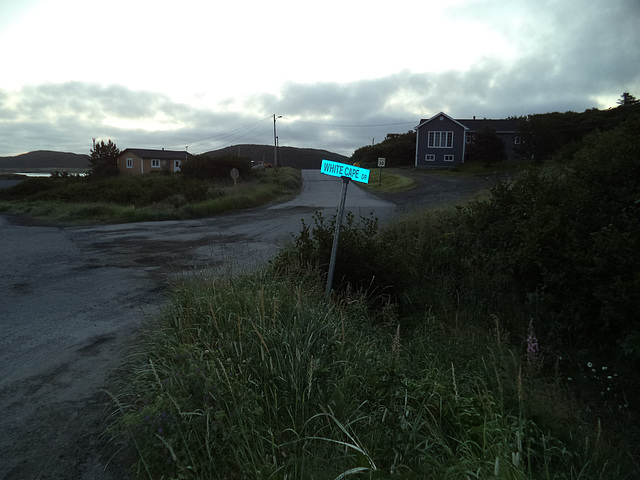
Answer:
378;157;386;167
230;167;239;186
321;159;370;184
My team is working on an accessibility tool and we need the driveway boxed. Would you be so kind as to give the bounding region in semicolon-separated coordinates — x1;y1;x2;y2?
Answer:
0;170;398;479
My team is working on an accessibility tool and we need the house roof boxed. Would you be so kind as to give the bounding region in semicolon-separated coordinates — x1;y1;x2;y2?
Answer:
119;148;195;160
416;113;519;133
456;118;519;133
416;112;469;130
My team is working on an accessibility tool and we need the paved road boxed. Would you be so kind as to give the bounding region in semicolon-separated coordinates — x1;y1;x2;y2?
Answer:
0;170;395;479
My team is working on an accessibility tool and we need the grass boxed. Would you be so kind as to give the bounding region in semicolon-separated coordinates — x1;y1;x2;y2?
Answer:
359;160;535;196
360;168;416;193
428;159;535;178
105;262;638;479
0;168;301;224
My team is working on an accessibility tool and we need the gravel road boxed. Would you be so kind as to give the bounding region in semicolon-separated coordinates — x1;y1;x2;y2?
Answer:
0;170;489;479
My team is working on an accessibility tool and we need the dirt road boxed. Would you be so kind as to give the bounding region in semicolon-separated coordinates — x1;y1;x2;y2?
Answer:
0;170;488;479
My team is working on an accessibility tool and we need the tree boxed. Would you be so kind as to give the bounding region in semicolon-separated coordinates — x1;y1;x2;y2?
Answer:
466;127;506;164
617;92;639;107
180;153;252;180
350;130;416;167
89;140;120;176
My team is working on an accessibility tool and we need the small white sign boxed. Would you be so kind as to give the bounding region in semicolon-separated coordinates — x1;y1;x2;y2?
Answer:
378;157;386;167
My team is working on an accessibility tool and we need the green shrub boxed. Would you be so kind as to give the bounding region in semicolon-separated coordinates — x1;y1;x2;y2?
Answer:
275;119;640;418
181;153;253;180
459;120;640;362
0;177;57;198
273;210;389;301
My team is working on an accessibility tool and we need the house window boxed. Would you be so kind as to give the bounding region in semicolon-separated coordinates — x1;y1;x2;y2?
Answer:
151;159;160;168
444;155;454;162
174;160;181;172
428;131;454;148
514;136;521;144
126;158;133;168
425;154;435;162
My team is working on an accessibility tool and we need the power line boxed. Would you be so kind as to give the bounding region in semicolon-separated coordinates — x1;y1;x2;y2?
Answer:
166;116;273;151
294;120;417;128
165;116;417;154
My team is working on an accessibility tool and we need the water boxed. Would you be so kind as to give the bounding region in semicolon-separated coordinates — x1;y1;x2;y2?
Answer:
14;172;86;177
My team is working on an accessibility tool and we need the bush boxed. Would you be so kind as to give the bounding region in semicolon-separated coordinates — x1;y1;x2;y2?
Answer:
278;119;640;378
461;120;640;361
273;210;389;301
0;175;210;207
0;177;57;198
181;154;253;180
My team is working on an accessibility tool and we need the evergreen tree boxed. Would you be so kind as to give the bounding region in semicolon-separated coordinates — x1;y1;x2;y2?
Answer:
350;130;416;167
617;92;639;106
466;127;506;164
89;140;120;176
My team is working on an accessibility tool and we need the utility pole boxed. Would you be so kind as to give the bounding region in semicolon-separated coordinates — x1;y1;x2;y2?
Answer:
273;114;282;167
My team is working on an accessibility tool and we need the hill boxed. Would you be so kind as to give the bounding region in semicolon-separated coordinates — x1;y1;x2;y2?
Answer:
202;144;349;169
0;151;90;172
520;102;640;160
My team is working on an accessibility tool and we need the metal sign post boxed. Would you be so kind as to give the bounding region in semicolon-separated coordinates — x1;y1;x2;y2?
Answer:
325;176;350;300
320;160;371;300
377;157;385;185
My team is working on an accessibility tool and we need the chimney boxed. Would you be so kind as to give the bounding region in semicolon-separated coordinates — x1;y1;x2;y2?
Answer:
473;116;476;120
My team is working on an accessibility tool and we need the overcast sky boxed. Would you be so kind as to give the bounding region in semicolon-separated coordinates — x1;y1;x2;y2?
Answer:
1;0;639;157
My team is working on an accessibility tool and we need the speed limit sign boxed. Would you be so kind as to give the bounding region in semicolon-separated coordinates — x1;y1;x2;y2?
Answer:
378;157;386;167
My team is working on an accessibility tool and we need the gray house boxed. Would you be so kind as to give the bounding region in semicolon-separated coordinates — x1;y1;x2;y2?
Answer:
415;112;521;167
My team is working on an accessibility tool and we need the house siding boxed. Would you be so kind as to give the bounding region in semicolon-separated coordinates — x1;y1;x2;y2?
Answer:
458;118;521;160
117;152;143;175
116;149;193;175
415;113;521;168
415;113;467;167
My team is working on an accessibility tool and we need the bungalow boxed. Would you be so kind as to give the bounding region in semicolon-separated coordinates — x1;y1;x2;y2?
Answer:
117;148;195;175
415;112;521;167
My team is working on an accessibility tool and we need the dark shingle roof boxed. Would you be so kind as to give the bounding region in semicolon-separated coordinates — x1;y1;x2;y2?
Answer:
457;118;519;133
120;148;195;160
417;115;519;133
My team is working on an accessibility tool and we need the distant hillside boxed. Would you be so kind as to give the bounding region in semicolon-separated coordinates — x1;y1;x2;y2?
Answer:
0;151;90;172
202;144;349;169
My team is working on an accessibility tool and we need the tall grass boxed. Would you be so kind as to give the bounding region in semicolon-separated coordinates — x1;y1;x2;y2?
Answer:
0;167;301;224
105;266;634;479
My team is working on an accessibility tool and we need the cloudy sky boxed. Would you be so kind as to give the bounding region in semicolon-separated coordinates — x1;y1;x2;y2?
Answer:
1;0;639;157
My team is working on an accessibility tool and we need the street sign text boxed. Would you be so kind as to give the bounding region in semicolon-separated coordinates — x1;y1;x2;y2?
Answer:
321;159;370;184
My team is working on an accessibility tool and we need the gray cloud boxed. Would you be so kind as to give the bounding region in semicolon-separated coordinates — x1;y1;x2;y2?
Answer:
1;1;639;161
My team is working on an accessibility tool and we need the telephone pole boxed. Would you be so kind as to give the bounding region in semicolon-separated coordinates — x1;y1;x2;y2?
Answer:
273;114;282;168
